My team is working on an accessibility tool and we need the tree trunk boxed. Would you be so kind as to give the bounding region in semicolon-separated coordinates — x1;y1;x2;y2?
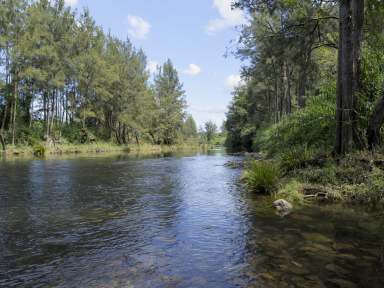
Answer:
298;66;307;108
284;63;292;114
0;133;5;151
335;0;354;155
367;92;384;150
11;80;18;146
1;101;8;133
352;0;365;149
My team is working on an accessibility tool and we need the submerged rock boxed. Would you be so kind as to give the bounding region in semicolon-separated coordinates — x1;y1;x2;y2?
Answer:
326;278;358;288
273;199;293;214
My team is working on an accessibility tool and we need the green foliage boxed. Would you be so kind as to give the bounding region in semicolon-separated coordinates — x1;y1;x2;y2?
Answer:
15;124;44;146
254;90;336;156
33;143;45;157
0;1;188;148
243;160;280;194
295;164;337;185
204;121;217;144
225;86;259;151
278;146;315;172
61;124;84;143
152;59;186;145
182;115;198;140
276;180;304;203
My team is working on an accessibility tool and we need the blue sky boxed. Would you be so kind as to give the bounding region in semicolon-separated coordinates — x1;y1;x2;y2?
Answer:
65;0;246;128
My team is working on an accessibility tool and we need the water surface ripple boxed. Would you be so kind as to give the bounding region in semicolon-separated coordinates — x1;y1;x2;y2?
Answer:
0;151;383;287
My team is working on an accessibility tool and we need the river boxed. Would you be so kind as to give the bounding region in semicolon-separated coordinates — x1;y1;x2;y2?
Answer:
0;150;383;287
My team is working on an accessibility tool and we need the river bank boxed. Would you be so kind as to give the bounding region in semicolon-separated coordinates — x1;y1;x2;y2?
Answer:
235;150;384;208
0;142;206;160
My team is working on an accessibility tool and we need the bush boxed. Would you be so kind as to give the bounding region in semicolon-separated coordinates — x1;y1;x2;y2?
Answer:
33;143;46;157
61;124;84;143
253;89;336;156
295;164;337;185
279;146;316;172
243;160;280;194
14;122;44;146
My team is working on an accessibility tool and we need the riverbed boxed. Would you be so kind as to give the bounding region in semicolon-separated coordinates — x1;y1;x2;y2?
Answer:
0;150;383;287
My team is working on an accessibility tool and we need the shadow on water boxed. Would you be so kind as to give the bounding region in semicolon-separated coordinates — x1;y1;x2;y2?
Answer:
0;150;383;287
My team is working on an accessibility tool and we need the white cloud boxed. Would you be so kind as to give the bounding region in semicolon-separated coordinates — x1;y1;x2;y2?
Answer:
128;15;151;40
64;0;78;6
207;0;246;33
225;74;244;89
183;64;202;76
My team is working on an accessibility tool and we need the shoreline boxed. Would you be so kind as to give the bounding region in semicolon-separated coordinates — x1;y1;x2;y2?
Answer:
232;150;384;208
0;142;206;160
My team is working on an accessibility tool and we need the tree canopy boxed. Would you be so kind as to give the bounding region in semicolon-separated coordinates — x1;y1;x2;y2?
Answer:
0;0;194;150
226;0;384;154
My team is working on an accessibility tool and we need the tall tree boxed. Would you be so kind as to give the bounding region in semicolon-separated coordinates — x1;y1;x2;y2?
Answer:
153;59;186;145
204;120;218;144
335;0;364;154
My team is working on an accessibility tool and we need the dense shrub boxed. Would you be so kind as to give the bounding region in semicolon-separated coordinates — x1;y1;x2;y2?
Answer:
295;164;337;185
253;90;336;156
33;144;46;157
278;146;316;172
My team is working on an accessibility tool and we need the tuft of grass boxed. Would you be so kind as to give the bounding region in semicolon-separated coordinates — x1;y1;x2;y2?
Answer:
243;160;280;194
276;180;304;203
33;144;46;157
337;168;384;205
278;146;316;172
295;163;337;185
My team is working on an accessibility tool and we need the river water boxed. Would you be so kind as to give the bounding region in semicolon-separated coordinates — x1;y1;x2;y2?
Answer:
0;150;383;287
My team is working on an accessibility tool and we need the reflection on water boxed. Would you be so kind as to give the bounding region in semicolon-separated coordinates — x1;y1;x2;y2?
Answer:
0;151;383;287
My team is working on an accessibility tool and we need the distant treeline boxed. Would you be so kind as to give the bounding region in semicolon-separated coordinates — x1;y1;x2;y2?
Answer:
0;0;198;150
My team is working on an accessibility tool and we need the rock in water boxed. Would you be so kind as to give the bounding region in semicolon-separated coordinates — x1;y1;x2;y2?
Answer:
273;199;293;215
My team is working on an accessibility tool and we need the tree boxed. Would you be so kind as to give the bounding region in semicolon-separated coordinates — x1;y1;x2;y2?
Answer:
365;0;384;149
204;120;217;144
0;0;187;148
182;115;198;139
335;0;365;154
153;59;186;145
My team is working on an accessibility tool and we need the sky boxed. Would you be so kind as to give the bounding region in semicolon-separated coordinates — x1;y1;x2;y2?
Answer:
65;0;246;128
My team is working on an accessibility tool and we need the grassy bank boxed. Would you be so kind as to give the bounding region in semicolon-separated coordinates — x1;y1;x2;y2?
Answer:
0;141;203;160
228;90;384;207
242;150;384;207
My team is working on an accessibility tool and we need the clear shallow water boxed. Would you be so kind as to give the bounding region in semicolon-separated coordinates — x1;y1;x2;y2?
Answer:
0;151;383;288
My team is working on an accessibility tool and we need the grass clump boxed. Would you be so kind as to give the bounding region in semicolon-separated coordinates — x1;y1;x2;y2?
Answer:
335;168;384;205
295;163;337;185
278;146;316;172
276;180;304;203
33;143;46;157
243;160;280;194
